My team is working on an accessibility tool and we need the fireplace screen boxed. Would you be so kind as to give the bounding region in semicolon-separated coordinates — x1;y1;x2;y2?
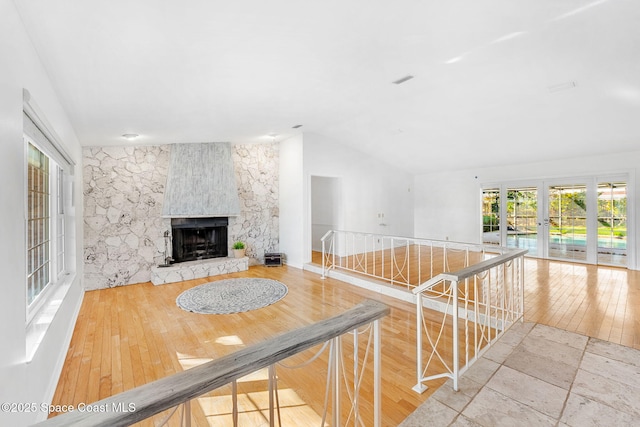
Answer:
171;217;228;263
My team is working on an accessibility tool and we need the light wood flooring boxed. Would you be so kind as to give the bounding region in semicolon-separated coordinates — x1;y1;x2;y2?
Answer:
524;260;640;348
50;257;640;426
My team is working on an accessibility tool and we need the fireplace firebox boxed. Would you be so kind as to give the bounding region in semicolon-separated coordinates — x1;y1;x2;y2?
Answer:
171;217;228;263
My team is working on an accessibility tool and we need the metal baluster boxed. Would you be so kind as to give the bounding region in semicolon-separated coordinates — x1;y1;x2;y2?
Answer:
412;292;427;394
332;337;341;426
373;319;381;427
353;328;359;425
232;380;238;427
184;401;191;427
452;279;459;391
322;237;327;279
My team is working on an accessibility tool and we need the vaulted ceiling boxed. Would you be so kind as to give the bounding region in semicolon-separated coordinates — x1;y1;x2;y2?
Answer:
15;0;640;174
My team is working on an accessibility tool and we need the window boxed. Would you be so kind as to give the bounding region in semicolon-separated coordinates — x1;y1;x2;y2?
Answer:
23;106;73;322
482;189;500;246
56;164;65;276
27;143;51;305
23;91;76;358
26;141;66;312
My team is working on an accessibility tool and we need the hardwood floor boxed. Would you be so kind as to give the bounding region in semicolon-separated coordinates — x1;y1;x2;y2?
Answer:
523;260;640;349
51;265;439;426
50;257;640;426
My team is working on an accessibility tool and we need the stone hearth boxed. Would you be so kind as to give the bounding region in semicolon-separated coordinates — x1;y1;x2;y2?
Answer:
151;256;248;285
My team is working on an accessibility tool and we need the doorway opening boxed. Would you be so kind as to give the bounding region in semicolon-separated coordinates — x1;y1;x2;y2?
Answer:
310;176;343;264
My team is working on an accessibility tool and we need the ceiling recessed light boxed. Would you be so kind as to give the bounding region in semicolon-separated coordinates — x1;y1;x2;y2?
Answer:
392;75;414;85
122;133;139;140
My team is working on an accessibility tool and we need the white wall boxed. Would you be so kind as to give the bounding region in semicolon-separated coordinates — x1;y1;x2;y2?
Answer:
0;0;84;424
279;133;415;268
301;133;414;264
413;170;481;243
414;151;640;269
279;134;305;268
311;176;342;252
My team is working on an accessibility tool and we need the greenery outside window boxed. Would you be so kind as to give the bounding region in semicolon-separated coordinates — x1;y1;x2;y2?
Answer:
26;141;66;317
482;189;500;246
27;142;51;306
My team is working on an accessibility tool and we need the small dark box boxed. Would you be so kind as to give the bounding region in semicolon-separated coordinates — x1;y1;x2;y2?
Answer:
264;252;283;267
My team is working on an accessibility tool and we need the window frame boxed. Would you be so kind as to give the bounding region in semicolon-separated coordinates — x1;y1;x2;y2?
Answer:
23;90;77;359
25;137;67;323
480;174;634;269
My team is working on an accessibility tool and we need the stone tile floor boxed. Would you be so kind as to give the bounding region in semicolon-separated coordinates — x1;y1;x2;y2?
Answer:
399;322;640;426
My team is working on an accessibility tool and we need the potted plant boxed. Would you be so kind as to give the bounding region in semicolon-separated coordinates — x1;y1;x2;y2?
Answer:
232;241;246;258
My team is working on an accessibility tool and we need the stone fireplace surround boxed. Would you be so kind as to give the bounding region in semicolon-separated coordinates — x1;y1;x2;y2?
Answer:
83;143;279;290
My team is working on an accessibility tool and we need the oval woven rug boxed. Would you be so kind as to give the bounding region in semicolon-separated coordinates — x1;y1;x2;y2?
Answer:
176;278;288;314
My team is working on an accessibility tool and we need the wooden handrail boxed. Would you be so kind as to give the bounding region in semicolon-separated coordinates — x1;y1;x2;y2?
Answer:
33;300;390;427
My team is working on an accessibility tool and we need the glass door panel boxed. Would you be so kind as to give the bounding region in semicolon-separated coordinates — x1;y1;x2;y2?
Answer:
506;187;538;255
547;184;588;262
482;177;630;267
597;182;627;266
482;189;500;246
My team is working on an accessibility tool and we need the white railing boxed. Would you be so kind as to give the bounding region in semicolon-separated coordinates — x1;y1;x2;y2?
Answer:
412;248;527;393
321;230;511;290
33;300;389;427
319;230;525;394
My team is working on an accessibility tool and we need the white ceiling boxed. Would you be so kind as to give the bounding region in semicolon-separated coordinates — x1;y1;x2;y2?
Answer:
15;0;640;174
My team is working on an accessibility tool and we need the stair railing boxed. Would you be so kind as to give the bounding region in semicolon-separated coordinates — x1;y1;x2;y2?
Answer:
412;248;527;393
33;300;389;427
321;230;511;290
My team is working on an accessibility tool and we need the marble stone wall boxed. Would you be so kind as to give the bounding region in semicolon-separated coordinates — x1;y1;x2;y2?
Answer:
83;142;279;290
83;146;171;290
230;143;280;264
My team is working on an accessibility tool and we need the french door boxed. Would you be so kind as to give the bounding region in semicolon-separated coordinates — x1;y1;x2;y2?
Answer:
595;181;628;266
482;176;628;267
545;182;588;262
505;187;539;256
